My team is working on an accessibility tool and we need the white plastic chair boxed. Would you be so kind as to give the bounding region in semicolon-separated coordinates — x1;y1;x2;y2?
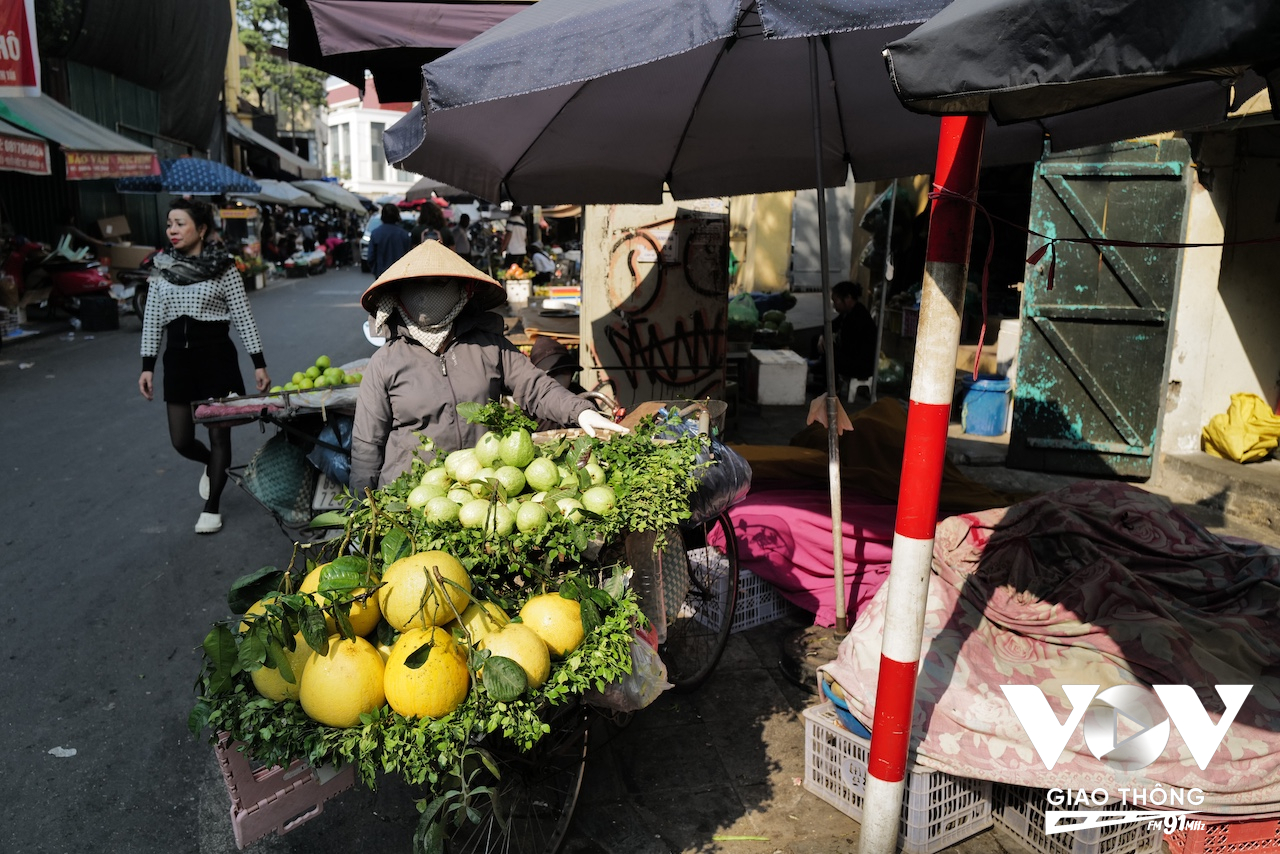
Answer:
845;376;874;405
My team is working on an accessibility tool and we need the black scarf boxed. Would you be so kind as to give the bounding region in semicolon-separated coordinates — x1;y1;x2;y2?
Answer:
152;244;234;286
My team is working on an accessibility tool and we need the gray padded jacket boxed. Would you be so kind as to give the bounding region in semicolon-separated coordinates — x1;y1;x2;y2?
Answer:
349;308;593;494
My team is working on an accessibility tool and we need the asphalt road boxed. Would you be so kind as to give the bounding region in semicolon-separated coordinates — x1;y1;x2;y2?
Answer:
0;266;428;853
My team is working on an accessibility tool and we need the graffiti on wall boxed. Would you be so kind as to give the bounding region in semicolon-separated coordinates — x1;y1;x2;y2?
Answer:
593;216;728;400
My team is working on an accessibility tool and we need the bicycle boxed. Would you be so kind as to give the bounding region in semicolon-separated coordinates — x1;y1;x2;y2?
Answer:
439;398;741;852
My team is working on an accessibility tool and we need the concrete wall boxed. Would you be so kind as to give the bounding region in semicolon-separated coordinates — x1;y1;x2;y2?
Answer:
1161;128;1280;454
790;173;856;292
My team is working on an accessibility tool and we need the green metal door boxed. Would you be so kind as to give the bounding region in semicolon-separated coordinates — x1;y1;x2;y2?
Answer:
1007;139;1192;478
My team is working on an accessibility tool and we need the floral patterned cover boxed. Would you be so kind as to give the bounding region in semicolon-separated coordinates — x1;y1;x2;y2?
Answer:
824;480;1280;813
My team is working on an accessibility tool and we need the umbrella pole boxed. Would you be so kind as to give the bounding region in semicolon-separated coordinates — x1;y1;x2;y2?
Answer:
871;178;898;402
808;37;847;634
858;115;986;854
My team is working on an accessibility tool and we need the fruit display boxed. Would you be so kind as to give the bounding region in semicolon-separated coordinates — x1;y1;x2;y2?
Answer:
270;354;363;393
191;399;710;848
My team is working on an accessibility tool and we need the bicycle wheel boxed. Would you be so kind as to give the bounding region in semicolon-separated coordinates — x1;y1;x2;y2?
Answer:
444;703;588;854
661;512;740;692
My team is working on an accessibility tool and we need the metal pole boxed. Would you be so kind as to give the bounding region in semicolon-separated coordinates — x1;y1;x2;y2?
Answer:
809;37;847;633
871;179;897;402
858;114;986;854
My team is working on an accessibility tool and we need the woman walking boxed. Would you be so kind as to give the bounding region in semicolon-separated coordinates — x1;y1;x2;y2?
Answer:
138;198;271;534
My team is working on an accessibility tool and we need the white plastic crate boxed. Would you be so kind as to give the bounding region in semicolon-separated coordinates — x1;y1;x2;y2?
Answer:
689;547;798;633
993;784;1164;854
803;703;993;854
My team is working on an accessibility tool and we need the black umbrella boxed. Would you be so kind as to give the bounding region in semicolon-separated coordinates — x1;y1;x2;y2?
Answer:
884;0;1280;122
279;0;535;102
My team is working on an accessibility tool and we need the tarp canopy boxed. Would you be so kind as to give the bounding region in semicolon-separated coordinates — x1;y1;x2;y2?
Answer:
41;0;229;147
232;179;323;208
226;118;323;179
884;0;1280;122
0;96;159;180
281;0;537;102
292;179;367;212
0;118;51;176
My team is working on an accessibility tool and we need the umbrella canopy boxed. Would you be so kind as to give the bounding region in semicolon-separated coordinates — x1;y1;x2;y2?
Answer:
884;0;1280;122
232;178;322;208
117;157;260;195
385;0;1234;205
292;179;368;213
280;0;537;102
404;175;466;202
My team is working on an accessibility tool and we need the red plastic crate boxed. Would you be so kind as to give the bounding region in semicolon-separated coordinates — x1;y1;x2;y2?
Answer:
1166;814;1280;854
215;732;356;849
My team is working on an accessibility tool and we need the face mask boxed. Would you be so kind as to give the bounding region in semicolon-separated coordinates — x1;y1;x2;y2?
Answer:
398;280;464;327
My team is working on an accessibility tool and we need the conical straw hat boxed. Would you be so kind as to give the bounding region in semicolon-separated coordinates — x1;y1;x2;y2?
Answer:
360;239;504;312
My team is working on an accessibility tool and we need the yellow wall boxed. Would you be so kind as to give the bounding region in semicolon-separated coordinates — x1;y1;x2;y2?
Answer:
730;192;793;293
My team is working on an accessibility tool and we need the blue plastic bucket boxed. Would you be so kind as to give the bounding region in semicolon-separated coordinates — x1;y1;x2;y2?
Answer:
820;679;872;738
961;377;1011;436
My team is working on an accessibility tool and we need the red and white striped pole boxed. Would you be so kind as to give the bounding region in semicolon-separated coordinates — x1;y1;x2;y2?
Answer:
858;114;986;854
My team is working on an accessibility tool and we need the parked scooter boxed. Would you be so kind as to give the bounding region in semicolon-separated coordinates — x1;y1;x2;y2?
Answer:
2;234;114;320
110;263;152;319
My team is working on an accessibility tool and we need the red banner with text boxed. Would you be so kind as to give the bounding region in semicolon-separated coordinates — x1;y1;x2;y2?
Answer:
65;150;161;181
0;128;48;174
0;0;41;97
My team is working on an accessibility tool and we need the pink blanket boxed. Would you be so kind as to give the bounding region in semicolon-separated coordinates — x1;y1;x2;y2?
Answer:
707;487;900;627
824;480;1280;812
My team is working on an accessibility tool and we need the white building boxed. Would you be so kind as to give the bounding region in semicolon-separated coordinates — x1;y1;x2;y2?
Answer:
325;77;418;199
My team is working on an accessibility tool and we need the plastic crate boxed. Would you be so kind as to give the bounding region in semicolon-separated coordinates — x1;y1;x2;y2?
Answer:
803;703;993;854
215;732;356;849
1166;814;1280;854
992;784;1164;854
690;547;799;633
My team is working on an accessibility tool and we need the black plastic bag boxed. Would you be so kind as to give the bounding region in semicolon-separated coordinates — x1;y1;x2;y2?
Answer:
657;408;752;524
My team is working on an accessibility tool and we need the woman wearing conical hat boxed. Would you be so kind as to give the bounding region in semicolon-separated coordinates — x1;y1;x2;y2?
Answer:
350;240;626;494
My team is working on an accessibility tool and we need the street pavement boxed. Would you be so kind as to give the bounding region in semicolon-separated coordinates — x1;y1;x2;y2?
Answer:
7;270;1273;854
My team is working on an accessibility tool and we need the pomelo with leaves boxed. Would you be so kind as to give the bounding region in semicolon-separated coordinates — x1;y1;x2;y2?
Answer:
379;551;472;630
520;592;585;658
298;635;385;727
383;627;470;718
478;623;550;689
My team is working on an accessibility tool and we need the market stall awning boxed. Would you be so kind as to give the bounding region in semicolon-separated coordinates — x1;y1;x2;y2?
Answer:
0;118;51;176
226;119;322;179
0;96;159;180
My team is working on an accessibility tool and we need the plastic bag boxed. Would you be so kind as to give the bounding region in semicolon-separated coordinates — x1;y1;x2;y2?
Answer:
728;292;759;324
306;414;354;486
658;409;752;524
583;631;672;713
1202;393;1280;463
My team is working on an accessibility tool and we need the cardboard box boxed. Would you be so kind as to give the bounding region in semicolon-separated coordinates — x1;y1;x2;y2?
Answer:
747;348;808;405
102;244;157;270
97;215;132;240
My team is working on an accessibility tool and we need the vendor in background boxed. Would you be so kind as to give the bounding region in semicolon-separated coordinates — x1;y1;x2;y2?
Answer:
350;241;626;494
137;198;271;535
529;242;556;285
500;206;528;267
810;280;876;392
451;214;473;263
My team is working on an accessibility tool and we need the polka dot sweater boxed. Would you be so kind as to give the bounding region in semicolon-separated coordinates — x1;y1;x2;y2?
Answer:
140;266;266;371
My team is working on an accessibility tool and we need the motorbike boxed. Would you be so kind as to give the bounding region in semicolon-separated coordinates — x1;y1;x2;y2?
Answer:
3;234;115;321
110;264;151;319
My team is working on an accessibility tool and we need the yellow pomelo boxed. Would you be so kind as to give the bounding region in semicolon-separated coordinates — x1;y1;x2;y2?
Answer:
299;636;385;728
479;623;551;689
383;627;471;719
458;601;510;644
379;551;472;630
300;564;382;637
520;593;586;658
241;597;312;701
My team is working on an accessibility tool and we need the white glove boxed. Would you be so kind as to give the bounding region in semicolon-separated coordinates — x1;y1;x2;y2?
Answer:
578;409;629;438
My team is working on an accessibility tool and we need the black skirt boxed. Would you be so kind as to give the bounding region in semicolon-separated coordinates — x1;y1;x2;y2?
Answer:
162;318;246;404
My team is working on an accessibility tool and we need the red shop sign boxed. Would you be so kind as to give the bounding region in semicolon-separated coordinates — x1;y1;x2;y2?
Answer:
0;0;41;97
64;150;160;181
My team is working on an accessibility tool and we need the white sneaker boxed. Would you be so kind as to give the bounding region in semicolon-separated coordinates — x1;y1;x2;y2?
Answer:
199;470;210;500
195;512;222;534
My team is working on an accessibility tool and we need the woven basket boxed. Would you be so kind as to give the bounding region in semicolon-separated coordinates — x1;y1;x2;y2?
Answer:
242;434;318;528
